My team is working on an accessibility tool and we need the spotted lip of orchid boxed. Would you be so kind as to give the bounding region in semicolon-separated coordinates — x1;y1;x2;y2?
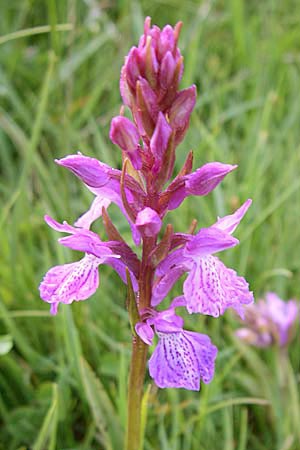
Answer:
152;200;254;318
40;254;105;316
135;299;218;390
236;292;299;347
39;215;139;314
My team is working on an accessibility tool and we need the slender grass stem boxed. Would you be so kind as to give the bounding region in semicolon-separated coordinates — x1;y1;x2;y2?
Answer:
0;24;73;45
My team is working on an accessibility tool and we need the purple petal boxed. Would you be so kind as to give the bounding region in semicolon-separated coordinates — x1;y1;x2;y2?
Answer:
56;154;110;188
183;255;254;317
152;266;186;307
149;330;217;390
50;303;59;315
45;215;77;234
39;254;101;313
45;215;118;260
57;154;144;205
186;163;237;196
213;199;252;235
156;248;188;276
153;307;184;332
184;228;239;258
58;234;117;260
135;207;162;237
167;184;188;211
135;322;154;345
56;154;145;243
106;257;138;291
74;197;111;229
169;296;187;309
131;225;142;246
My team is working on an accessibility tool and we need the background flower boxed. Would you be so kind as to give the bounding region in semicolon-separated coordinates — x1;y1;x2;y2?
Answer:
236;292;299;347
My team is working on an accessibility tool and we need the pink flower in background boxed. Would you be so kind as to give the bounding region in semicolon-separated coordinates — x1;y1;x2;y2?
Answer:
236;292;299;347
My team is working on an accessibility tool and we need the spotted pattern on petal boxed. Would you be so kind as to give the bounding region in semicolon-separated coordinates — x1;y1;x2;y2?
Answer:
183;255;253;317
148;331;217;390
40;254;102;309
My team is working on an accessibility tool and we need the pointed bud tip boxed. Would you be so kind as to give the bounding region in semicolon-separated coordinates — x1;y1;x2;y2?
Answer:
55;155;80;167
186;161;238;197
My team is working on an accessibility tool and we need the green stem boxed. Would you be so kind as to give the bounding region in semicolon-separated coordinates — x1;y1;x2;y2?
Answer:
125;237;156;450
125;336;148;450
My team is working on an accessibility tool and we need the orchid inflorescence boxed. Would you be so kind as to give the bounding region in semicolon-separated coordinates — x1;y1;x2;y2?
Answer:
40;17;254;391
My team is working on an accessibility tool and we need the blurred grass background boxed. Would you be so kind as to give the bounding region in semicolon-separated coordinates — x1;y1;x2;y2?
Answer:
0;0;300;449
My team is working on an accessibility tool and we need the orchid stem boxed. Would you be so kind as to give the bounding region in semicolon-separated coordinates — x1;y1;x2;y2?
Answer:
125;336;148;450
125;237;155;450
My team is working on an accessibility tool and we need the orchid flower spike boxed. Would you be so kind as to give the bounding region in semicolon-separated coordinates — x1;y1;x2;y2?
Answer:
40;17;254;392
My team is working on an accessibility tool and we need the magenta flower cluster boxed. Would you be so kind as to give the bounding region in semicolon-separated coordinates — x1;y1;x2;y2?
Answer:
40;18;254;391
236;292;299;348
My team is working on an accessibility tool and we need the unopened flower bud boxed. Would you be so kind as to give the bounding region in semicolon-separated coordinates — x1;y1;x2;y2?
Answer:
136;79;159;137
150;112;172;170
159;51;176;90
110;116;140;152
136;207;162;237
144;36;158;88
125;47;142;89
157;25;176;60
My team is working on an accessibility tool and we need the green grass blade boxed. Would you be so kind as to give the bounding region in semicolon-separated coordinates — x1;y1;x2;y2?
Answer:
79;356;123;450
32;384;58;450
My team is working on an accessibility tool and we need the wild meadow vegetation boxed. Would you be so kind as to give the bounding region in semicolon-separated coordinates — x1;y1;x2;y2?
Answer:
1;0;300;449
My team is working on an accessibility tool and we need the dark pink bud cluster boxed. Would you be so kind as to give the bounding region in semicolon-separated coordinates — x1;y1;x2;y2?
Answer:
121;17;183;109
110;17;196;189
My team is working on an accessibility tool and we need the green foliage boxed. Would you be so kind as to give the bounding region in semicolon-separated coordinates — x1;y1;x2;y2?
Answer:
0;0;300;448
